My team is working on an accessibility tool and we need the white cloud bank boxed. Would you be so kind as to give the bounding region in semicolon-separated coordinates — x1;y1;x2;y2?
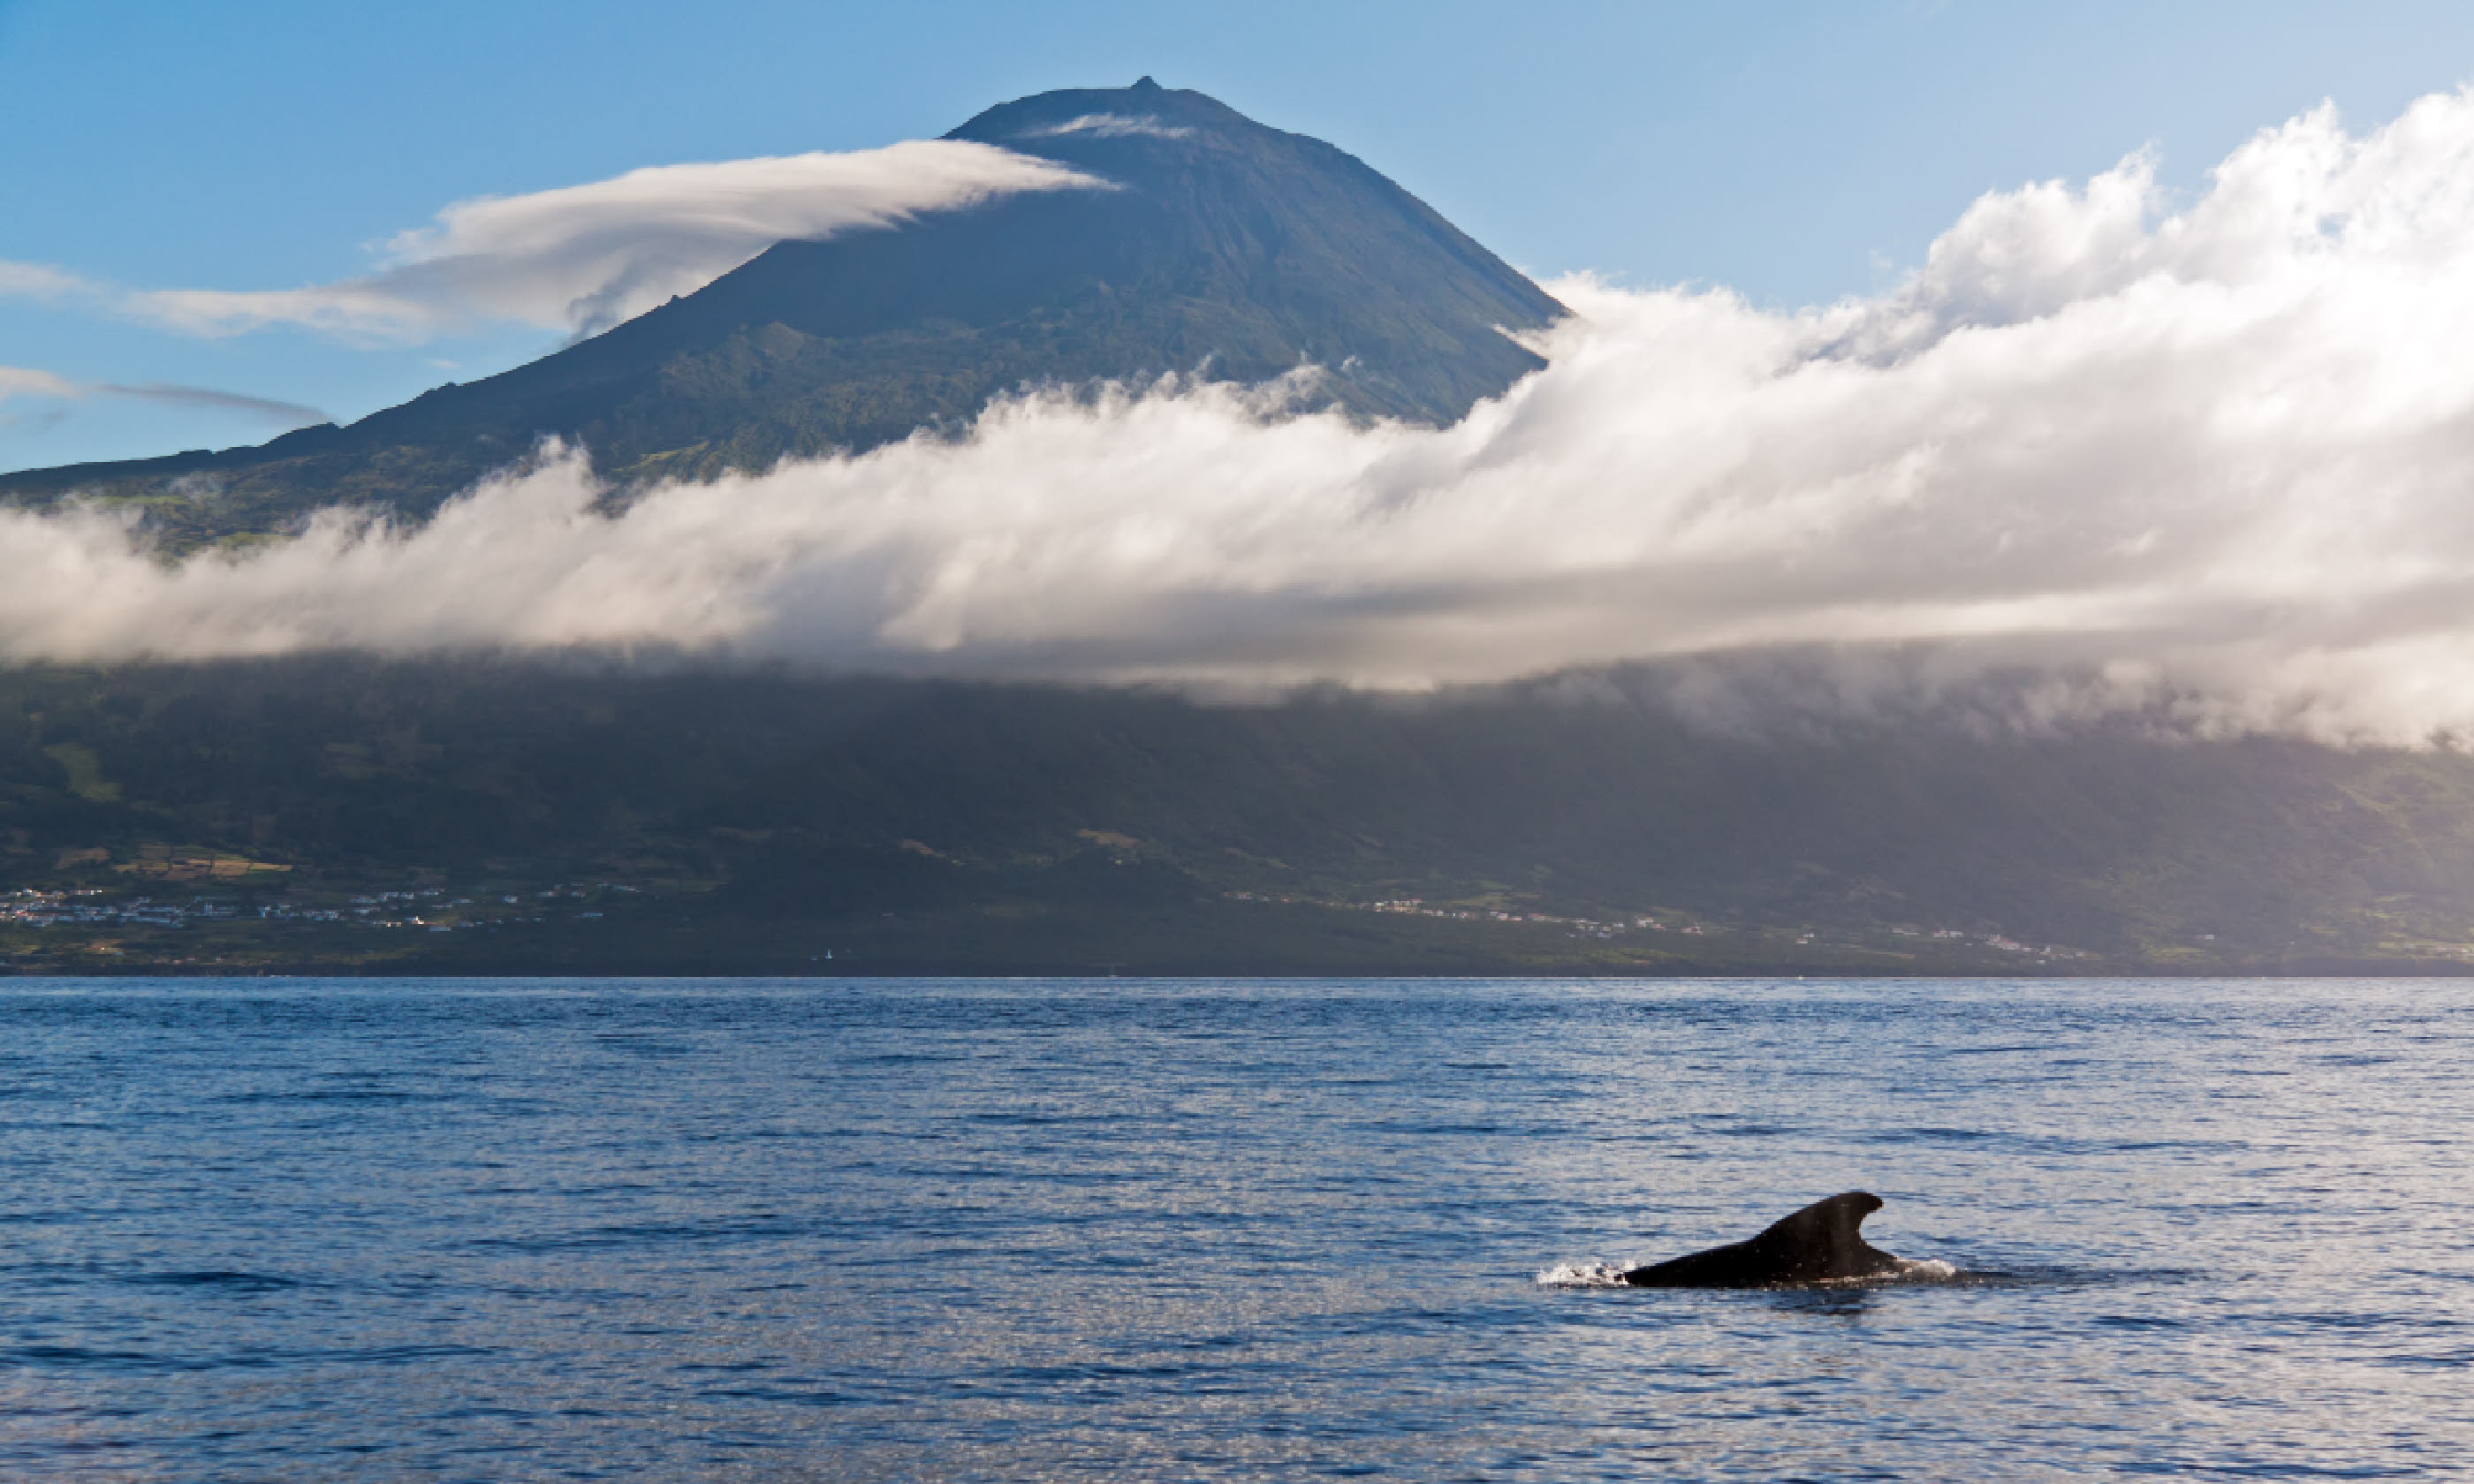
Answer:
1;141;1104;343
20;90;2474;742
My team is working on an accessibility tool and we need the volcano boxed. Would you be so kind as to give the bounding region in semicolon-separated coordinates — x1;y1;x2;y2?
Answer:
1;79;1564;541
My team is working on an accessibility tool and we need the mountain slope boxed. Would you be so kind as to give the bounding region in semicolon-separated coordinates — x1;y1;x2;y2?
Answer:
11;657;2474;974
0;79;1563;541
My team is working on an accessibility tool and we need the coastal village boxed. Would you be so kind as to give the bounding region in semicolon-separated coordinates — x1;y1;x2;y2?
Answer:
1;880;635;951
2;868;2106;973
1239;890;2097;962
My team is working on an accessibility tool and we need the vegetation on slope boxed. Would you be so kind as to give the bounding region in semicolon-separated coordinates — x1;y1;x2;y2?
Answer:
7;658;2474;974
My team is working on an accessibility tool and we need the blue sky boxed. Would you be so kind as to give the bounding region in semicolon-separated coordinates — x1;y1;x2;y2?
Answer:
7;0;2474;471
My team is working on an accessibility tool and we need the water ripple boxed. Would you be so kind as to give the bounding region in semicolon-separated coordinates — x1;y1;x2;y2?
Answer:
0;975;2467;1480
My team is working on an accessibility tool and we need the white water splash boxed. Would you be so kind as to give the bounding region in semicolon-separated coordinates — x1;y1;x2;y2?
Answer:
1534;1262;1633;1288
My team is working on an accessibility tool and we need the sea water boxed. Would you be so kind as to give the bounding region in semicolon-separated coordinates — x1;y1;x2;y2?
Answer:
2;977;2469;1480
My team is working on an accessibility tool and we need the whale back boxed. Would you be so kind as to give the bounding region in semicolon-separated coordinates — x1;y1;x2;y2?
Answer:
1620;1191;1901;1288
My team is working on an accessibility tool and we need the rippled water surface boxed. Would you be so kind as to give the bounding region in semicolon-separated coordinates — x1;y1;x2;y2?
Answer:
3;977;2470;1480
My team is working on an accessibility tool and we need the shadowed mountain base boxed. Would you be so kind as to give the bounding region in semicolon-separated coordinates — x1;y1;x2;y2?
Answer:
10;658;2474;975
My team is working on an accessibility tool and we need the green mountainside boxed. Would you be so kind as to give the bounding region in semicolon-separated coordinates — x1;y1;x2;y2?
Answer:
0;80;1563;545
9;659;2474;976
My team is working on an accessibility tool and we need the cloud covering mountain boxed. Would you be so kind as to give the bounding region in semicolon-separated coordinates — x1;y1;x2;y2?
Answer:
13;89;2474;742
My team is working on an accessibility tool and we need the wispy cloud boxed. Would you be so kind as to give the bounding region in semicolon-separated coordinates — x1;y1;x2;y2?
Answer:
20;142;1107;344
1018;114;1194;141
0;261;100;302
0;367;84;399
22;91;2474;743
0;366;325;428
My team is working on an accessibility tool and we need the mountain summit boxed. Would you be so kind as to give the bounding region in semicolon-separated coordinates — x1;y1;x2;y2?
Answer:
3;81;1565;540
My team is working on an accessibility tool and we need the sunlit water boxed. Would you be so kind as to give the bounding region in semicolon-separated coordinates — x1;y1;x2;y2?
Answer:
3;977;2470;1480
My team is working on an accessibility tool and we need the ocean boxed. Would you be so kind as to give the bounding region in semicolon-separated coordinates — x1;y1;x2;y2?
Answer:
2;976;2468;1480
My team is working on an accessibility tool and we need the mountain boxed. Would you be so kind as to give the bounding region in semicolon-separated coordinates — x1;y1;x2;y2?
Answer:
11;656;2474;976
0;79;1564;544
12;83;2474;978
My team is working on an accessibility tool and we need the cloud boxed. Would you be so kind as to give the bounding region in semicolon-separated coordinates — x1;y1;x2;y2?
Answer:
0;367;82;400
0;366;325;429
106;383;330;425
0;261;100;303
0;367;82;435
111;141;1108;342
1018;114;1195;141
24;90;2474;742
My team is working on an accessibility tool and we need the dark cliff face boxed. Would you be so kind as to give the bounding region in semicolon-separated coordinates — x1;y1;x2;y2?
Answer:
1;80;1564;541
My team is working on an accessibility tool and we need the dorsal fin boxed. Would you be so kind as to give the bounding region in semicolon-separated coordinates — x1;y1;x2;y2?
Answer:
1621;1190;1901;1288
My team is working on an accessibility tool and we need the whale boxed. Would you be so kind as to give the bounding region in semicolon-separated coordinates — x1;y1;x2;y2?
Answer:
1619;1192;1905;1288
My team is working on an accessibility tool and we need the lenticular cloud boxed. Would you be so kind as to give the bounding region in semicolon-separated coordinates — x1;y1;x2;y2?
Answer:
115;142;1108;342
18;90;2474;741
